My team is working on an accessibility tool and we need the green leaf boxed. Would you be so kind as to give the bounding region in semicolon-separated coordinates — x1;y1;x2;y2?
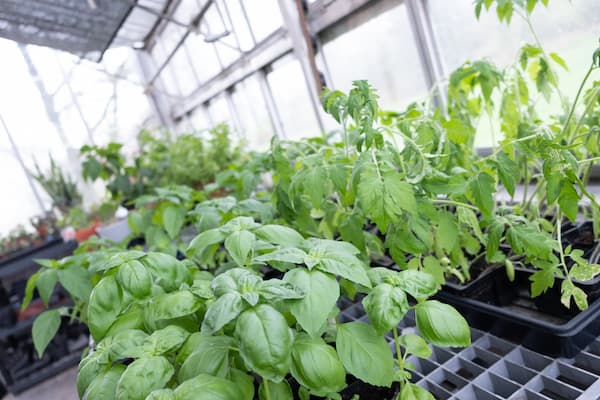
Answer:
495;152;518;197
163;205;186;239
467;172;496;217
173;374;242;400
258;380;293;400
254;225;304;247
362;283;408;335
229;369;255;400
486;220;505;261
144;291;203;325
258;279;305;301
398;334;432;359
436;212;458;252
569;264;600;281
178;336;234;381
506;224;553;260
201;292;245;335
142;252;191;292
88;276;124;341
443;118;474;145
235;305;293;382
290;334;346;396
415;301;470;347
143;325;189;356
186;228;227;263
32;309;61;358
558;184;579;222
530;268;556;297
284;268;339;338
117;260;152;299
146;389;175;400
224;230;256;267
399;383;435;400
116;356;174;400
549;52;568;70
396;270;438;300
21;270;40;311
37;269;58;306
253;248;307;265
57;264;92;300
358;159;416;233
336;322;394;387
308;241;371;287
108;329;148;360
85;365;126;400
77;352;105;397
561;280;588;310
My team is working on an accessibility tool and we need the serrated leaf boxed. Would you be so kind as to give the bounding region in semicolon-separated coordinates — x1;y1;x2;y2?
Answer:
561;280;588;310
466;172;496;217
436;212;458;252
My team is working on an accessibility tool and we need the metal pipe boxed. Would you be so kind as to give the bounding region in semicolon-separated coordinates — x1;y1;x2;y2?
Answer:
0;110;46;212
148;0;215;86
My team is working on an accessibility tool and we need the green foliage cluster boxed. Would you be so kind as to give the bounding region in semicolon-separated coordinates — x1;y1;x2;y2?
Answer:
81;124;243;203
22;1;600;399
31;155;82;214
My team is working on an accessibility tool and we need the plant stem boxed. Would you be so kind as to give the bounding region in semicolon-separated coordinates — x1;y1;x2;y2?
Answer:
393;327;404;371
432;199;479;212
556;210;572;283
577;156;600;165
486;105;497;152
561;63;595;140
263;378;272;400
518;10;568;111
521;158;529;205
569;86;600;145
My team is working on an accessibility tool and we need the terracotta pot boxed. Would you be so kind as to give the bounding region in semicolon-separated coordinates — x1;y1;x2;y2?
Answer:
75;221;101;243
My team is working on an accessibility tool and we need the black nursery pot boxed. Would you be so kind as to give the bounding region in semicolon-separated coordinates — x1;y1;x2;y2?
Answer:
442;258;517;306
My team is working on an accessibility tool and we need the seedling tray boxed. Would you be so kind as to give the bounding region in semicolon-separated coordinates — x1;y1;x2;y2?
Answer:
436;287;600;358
338;299;600;399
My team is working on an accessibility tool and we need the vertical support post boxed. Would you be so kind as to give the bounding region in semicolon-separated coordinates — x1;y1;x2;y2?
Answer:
225;89;244;139
17;44;71;148
277;0;325;132
406;0;447;111
257;69;285;139
136;50;174;129
0;111;46;212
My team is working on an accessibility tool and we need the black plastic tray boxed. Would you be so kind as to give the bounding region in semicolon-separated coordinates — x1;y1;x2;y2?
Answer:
436;285;600;358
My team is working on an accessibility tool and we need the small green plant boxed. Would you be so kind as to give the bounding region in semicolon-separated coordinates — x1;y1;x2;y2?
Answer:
31;155;81;214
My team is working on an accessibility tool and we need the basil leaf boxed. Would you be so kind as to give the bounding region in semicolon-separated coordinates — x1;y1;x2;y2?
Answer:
255;225;304;247
173;374;241;400
362;283;408;335
336;322;394;387
235;305;293;382
146;389;175;400
36;269;58;306
115;356;174;400
178;336;233;381
224;230;256;267
88;276;124;341
415;301;470;347
32;309;61;358
284;268;339;338
201;292;245;335
163;204;186;239
398;334;432;359
143;325;190;356
258;380;293;400
85;365;125;400
117;260;152;299
290;334;346;396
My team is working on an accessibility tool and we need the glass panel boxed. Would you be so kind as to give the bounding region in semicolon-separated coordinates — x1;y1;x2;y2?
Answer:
319;2;429;111
428;0;600;83
207;93;232;125
222;0;255;50
267;54;320;140
186;32;222;83
428;0;600;146
231;74;274;150
189;106;212;130
240;0;283;43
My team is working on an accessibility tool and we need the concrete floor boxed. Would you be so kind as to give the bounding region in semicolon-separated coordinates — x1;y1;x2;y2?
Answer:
3;367;78;400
